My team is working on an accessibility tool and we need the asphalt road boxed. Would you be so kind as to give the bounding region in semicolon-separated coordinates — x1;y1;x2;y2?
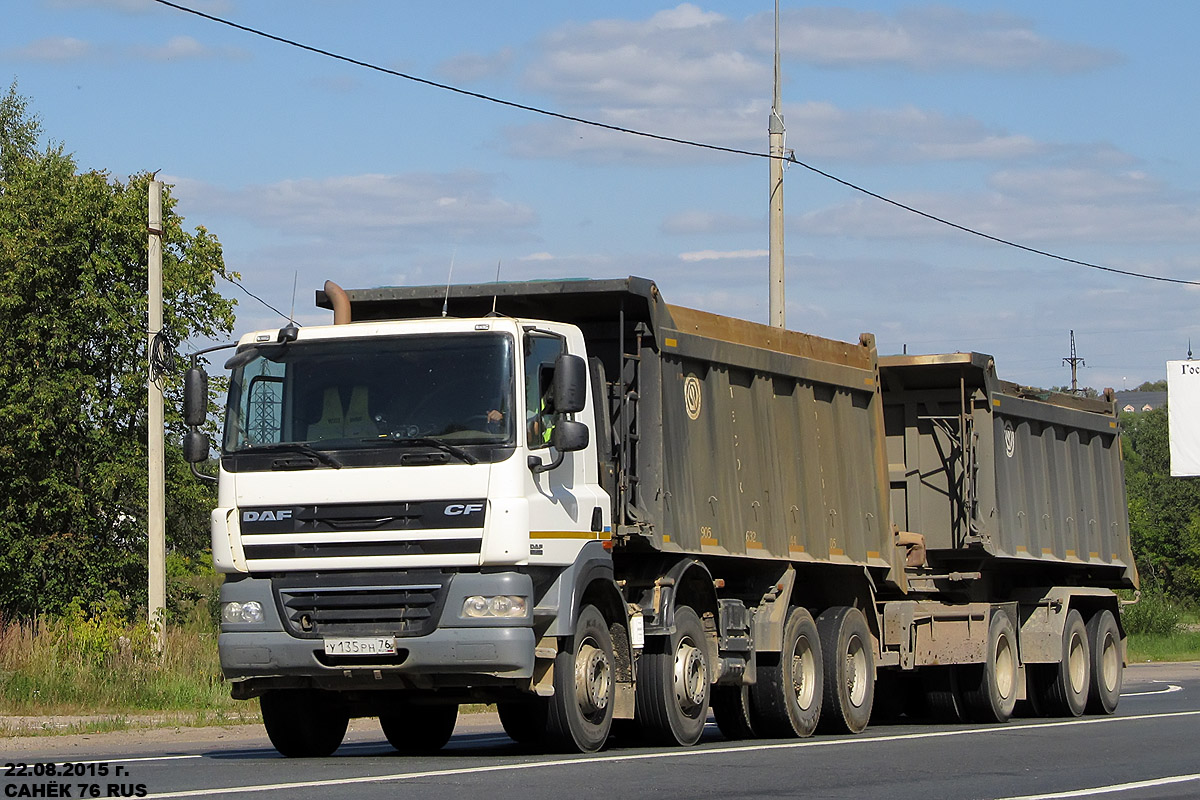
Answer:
4;662;1200;800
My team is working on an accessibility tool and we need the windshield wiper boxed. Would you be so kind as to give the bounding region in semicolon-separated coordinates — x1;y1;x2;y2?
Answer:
244;442;343;469
367;435;479;465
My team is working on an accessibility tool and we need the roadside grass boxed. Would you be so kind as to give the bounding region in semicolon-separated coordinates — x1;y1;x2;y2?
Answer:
0;599;242;718
1123;594;1200;663
1127;629;1200;662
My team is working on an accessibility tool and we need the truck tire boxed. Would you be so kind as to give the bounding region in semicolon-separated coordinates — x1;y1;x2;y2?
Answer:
545;604;615;753
1085;609;1122;715
380;703;458;753
751;607;823;738
711;684;756;740
961;611;1019;723
815;606;874;734
921;666;966;722
635;605;710;746
260;689;349;758
1031;608;1090;717
498;699;549;745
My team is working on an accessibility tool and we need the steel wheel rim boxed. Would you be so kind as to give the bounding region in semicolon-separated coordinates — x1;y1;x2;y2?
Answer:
995;633;1016;700
674;637;707;716
846;633;868;708
790;634;816;709
1100;632;1119;693
576;638;611;719
1067;631;1087;694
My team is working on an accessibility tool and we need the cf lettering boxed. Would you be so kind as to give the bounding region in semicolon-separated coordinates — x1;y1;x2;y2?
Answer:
445;503;485;516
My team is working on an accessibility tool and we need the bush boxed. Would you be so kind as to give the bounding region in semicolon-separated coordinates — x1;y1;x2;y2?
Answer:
1120;586;1182;636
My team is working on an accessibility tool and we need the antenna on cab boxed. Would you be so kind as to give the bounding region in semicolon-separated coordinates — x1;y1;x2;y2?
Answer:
441;247;456;318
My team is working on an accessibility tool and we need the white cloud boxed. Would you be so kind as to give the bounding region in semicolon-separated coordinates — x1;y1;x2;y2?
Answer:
679;249;768;262
756;7;1119;71
171;171;538;243
5;37;92;61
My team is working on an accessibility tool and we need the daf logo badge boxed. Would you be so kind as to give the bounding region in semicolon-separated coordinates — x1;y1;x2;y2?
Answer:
242;509;293;522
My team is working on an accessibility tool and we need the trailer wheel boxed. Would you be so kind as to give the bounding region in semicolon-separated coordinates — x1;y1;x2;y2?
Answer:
921;666;966;722
1085;609;1122;715
711;684;756;740
815;606;874;734
635;605;710;746
962;611;1019;723
260;689;348;758
752;607;823;738
498;699;549;745
1031;608;1090;717
380;703;458;753
545;604;615;753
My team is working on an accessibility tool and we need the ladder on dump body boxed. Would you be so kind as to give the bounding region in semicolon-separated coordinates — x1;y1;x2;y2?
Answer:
615;317;647;530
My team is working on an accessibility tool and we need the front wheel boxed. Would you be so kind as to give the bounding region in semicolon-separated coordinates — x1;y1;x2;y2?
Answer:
380;703;458;753
636;605;710;746
260;689;349;758
545;604;615;752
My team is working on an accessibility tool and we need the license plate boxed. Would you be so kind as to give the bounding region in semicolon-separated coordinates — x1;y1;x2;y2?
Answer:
323;636;397;656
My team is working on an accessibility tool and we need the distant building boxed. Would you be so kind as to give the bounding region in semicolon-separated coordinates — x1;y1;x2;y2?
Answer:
1114;391;1166;413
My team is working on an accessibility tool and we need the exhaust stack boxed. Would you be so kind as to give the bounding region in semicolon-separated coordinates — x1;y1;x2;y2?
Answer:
324;280;351;324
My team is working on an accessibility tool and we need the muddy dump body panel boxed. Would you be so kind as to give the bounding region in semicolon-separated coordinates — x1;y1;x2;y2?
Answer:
879;353;1136;589
321;277;904;589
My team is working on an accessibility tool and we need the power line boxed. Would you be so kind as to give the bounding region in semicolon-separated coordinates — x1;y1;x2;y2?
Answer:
152;0;1200;288
221;273;295;323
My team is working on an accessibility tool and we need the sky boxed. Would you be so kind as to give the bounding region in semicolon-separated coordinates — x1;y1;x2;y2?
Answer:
5;0;1200;392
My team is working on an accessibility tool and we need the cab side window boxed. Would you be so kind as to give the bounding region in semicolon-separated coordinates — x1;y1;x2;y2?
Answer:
524;334;563;449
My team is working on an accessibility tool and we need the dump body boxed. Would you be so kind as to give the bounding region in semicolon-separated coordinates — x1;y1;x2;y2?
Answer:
879;352;1136;589
321;277;903;587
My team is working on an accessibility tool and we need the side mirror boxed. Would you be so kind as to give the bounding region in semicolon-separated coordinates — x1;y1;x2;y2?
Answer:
552;354;587;414
550;419;589;453
183;430;210;464
184;367;208;427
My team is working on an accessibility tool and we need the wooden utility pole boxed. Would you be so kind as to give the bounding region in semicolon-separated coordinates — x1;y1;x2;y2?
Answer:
768;0;785;329
148;179;166;650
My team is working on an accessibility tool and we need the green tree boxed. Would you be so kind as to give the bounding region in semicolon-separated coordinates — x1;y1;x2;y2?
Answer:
1122;406;1200;598
0;82;237;616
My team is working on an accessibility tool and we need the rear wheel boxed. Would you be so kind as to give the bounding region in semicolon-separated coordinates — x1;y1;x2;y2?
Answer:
752;607;823;738
816;606;874;734
962;611;1019;723
545;604;615;753
260;689;349;758
636;605;710;746
711;684;756;740
380;703;458;753
1031;608;1089;717
921;666;967;722
1085;609;1122;715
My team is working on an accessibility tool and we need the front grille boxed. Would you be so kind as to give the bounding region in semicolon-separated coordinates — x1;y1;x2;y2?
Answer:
274;570;450;638
246;539;481;560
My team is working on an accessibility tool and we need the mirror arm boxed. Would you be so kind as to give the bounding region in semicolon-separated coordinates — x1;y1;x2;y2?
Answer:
528;451;564;475
190;461;218;485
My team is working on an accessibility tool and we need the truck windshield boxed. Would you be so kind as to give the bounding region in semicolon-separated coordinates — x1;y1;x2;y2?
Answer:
223;333;515;455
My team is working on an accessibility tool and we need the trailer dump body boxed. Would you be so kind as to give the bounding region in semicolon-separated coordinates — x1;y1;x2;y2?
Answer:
879;353;1135;589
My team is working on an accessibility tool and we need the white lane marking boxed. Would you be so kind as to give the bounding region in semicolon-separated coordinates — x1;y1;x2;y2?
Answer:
1121;683;1182;697
143;710;1200;799
992;772;1200;799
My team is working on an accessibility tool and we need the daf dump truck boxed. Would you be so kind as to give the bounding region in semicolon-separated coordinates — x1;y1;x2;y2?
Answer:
182;276;1137;756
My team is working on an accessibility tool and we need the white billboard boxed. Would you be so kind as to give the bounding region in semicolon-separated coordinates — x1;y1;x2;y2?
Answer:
1168;360;1200;476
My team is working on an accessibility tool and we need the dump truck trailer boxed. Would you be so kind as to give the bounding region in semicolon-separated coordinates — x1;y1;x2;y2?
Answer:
184;276;1135;756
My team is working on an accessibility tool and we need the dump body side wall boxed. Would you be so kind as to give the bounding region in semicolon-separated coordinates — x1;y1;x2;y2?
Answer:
880;355;1135;589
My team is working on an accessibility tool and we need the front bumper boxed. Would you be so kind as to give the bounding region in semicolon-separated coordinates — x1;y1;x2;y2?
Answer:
219;571;537;690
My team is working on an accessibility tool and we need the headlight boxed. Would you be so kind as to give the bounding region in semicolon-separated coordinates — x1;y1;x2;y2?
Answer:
222;600;264;624
462;595;528;619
